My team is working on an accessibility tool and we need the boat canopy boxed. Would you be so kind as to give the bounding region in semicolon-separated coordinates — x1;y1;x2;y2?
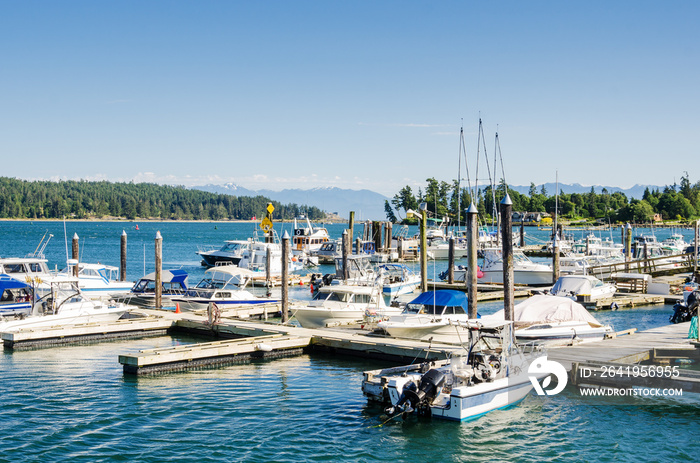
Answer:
551;275;606;295
141;269;188;285
490;295;603;327
407;290;468;309
0;274;30;291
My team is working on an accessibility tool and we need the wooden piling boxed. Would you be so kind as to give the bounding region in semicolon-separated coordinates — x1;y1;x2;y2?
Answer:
519;221;525;248
625;223;632;271
372;221;382;253
466;203;478;318
447;237;455;284
500;195;514;321
348;211;355;247
342;230;349;281
120;230;127;281
281;231;290;323
155;231;162;309
72;233;79;277
265;246;272;288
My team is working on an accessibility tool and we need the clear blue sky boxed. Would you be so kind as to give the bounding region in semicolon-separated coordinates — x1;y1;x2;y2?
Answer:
1;1;697;197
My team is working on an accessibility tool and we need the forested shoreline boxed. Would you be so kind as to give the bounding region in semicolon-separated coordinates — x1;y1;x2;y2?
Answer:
0;178;325;221
386;174;700;225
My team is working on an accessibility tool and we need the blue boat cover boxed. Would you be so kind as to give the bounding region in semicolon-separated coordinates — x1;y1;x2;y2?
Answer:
408;290;468;308
0;274;30;290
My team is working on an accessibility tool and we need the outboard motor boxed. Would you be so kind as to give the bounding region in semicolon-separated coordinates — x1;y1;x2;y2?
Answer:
405;369;446;413
322;273;335;286
671;290;700;323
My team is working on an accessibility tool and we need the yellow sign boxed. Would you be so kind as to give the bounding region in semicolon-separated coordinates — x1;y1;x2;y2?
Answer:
260;217;273;231
266;203;275;215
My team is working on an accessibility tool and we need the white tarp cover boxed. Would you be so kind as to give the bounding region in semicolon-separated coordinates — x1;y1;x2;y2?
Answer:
550;275;596;296
489;295;603;327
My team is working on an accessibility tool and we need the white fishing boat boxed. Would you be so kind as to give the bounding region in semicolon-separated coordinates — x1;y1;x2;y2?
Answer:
377;290;474;343
332;254;378;285
117;269;189;308
61;262;133;299
197;240;251;267
0;256;73;296
380;320;537;421
424;239;469;260
377;264;421;296
293;284;397;329
172;266;278;311
479;248;553;285
547;274;616;301
488;294;613;346
237;241;304;280
312;239;342;264
0;274;34;317
291;217;330;256
0;279;130;332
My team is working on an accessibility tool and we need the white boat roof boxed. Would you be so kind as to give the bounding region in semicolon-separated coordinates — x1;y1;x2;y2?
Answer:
205;266;258;279
322;284;380;295
0;257;48;263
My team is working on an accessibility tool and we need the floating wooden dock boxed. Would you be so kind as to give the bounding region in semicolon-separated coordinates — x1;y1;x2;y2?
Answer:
119;334;311;375
1;315;175;350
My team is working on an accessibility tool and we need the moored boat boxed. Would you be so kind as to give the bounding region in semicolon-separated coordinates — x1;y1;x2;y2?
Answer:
377;290;475;343
0;279;130;332
172;266;278;311
488;294;613;346
293;284;398;329
379;319;537;421
116;269;188;308
0;274;34;317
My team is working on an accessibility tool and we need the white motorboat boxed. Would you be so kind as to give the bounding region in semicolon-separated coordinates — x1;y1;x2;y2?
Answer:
117;269;189;308
0;274;33;317
172;266;278;311
0;279;130;332
333;254;378;285
237;241;304;281
380;320;537;421
377;290;475;343
547;274;616;301
291;217;330;256
61;262;133;299
0;256;73;297
424;239;469;260
479;248;553;285
312;239;342;264
377;264;421;296
197;240;251;267
293;284;398;329
488;294;613;346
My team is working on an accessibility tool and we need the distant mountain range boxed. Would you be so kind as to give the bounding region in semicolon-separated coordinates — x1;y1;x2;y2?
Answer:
193;183;390;220
193;182;664;221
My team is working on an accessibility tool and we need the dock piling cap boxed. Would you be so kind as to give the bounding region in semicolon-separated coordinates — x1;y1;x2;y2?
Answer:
466;203;478;214
156;231;162;240
500;193;513;206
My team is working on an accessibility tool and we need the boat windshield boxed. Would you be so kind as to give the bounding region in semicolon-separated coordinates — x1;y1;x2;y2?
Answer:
312;291;350;302
195;278;226;289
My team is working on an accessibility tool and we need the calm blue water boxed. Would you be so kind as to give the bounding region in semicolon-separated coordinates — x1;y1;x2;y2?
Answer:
1;221;699;462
